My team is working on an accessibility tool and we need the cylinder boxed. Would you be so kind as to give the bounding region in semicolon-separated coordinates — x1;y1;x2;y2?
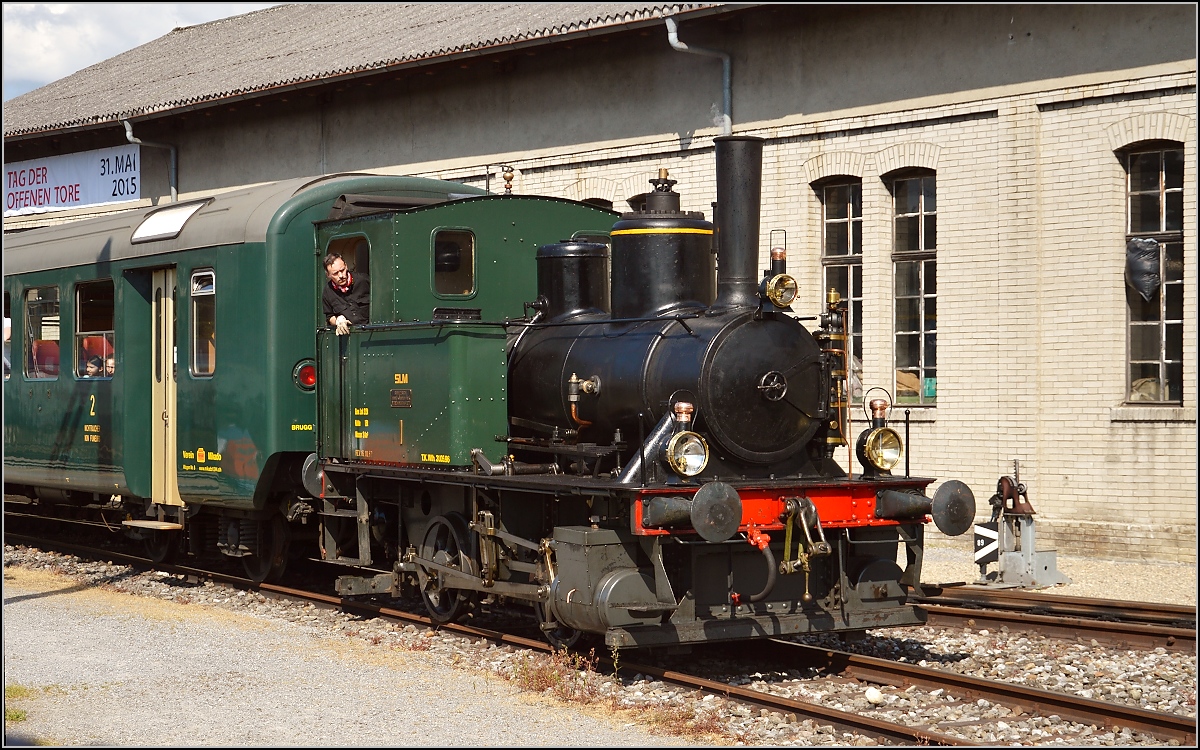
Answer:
712;135;764;310
536;241;610;320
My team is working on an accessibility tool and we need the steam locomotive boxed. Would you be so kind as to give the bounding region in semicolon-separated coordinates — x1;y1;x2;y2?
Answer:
311;135;976;649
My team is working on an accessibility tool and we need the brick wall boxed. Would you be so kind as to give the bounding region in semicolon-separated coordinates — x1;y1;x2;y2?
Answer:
496;71;1197;563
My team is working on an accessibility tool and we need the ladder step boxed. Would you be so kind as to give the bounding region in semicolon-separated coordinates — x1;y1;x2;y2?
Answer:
307;556;371;567
122;520;183;530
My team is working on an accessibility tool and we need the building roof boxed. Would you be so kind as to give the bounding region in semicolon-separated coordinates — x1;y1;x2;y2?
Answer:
3;2;728;140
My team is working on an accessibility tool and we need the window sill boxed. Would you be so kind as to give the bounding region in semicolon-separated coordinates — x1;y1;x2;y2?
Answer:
1110;405;1195;423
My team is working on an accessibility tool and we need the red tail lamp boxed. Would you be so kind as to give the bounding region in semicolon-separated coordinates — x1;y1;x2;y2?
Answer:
293;361;317;390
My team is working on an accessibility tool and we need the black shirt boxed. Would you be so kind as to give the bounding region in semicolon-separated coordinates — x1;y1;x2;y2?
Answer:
323;273;370;325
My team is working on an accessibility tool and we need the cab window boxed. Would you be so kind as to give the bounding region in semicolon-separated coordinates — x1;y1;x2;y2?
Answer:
24;286;60;379
326;236;370;275
433;230;475;296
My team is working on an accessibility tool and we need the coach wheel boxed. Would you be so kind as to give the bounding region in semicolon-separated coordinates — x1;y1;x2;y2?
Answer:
535;600;583;651
145;530;179;565
242;514;290;584
419;514;476;624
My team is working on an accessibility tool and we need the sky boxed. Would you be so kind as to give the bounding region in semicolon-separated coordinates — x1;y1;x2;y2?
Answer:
2;3;280;102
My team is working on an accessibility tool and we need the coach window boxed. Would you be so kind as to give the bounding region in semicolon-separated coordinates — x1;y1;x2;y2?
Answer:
75;280;115;378
432;230;475;296
24;286;61;379
4;291;11;380
1125;144;1184;403
191;271;216;377
891;171;937;405
820;179;863;401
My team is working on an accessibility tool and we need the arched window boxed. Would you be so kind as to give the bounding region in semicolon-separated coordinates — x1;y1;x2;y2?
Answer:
1124;143;1184;403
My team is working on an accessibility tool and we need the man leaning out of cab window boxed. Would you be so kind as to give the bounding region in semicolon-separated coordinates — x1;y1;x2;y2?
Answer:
322;252;370;336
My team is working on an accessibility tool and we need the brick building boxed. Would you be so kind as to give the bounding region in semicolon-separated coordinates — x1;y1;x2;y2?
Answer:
4;3;1196;561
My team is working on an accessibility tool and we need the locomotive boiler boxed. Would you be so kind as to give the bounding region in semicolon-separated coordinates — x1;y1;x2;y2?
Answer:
315;135;976;649
507;137;834;482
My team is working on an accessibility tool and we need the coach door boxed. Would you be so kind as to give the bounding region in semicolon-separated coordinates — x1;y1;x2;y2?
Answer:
150;268;183;507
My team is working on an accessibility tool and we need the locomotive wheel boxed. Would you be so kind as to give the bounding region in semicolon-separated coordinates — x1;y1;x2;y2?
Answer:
145;530;179;565
419;514;477;624
535;601;584;651
242;514;290;585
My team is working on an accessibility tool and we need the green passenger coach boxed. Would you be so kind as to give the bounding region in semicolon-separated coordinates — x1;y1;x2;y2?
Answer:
3;173;618;582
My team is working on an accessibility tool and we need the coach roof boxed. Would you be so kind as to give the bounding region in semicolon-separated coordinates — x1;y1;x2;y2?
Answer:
4;3;728;140
2;174;485;276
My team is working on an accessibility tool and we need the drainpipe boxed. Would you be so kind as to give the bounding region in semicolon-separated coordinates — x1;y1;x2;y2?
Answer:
665;16;732;135
122;120;177;202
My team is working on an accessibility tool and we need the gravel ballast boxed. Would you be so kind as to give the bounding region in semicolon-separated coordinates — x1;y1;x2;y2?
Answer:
4;541;1196;747
3;560;697;747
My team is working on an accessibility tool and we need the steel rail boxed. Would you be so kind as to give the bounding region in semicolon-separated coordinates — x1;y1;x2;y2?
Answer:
918;602;1194;653
917;586;1196;627
766;639;1197;745
607;658;977;746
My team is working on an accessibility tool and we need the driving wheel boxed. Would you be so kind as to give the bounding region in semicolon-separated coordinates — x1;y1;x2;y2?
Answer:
242;514;290;584
419;514;477;624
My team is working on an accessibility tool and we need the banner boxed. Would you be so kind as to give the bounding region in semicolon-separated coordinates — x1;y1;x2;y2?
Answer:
4;144;141;217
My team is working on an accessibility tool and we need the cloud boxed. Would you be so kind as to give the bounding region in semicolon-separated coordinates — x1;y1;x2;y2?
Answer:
3;3;278;101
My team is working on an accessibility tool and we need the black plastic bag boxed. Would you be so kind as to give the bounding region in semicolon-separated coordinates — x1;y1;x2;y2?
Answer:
1125;238;1160;302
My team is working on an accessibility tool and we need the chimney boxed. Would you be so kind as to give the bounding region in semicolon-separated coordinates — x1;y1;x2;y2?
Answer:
711;135;764;311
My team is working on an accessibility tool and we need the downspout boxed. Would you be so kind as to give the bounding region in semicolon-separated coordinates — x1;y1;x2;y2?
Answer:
122;120;177;202
665;16;731;135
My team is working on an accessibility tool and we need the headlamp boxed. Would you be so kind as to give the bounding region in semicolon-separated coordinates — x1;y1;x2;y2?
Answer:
765;273;799;308
665;431;710;477
862;426;903;470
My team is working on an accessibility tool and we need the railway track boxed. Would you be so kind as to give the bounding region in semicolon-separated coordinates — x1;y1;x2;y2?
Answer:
4;529;965;746
916;585;1196;652
7;526;1197;746
754;639;1197;745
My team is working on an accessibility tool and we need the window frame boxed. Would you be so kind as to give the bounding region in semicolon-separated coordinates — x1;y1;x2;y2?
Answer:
190;269;217;378
431;228;477;299
75;279;115;380
3;290;11;381
23;285;61;381
1124;145;1184;404
890;171;937;406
